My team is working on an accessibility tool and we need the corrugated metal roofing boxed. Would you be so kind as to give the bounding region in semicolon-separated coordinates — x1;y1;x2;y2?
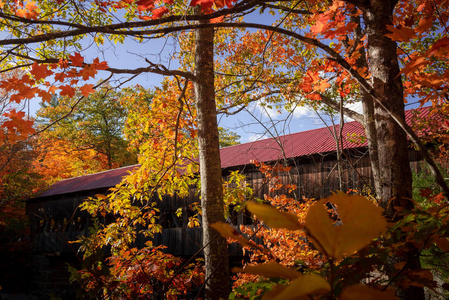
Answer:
34;165;139;199
220;121;365;168
32;107;429;199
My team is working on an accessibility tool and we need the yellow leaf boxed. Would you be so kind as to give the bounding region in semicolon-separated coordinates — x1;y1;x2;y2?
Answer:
262;274;330;300
95;194;107;200
246;202;302;230
340;284;398;300
232;262;301;280
210;222;250;246
305;194;387;260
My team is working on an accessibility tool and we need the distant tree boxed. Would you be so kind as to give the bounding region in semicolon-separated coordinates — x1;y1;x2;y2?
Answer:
218;127;240;148
36;86;137;179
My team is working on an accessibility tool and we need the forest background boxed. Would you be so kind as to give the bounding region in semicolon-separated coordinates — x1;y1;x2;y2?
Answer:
1;0;449;299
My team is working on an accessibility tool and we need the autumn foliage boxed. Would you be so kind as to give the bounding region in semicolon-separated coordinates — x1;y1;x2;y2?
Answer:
1;0;449;299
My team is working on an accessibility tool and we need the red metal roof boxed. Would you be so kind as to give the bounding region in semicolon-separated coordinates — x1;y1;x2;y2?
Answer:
34;165;139;199
32;107;429;199
220;120;365;168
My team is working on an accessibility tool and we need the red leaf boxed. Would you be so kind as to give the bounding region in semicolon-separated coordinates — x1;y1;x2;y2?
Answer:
136;0;154;10
38;90;53;102
30;62;53;80
385;25;416;42
190;0;213;11
59;85;75;97
69;52;84;67
419;188;432;198
152;7;169;19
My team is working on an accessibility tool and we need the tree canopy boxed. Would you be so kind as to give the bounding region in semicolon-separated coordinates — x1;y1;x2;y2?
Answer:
0;0;448;299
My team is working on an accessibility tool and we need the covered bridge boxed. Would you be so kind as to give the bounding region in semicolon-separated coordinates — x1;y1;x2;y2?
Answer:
27;107;431;258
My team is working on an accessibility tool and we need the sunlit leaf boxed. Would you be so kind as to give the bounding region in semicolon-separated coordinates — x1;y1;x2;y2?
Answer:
246;202;302;230
232;262;301;280
210;222;250;246
305;194;387;260
262;274;330;300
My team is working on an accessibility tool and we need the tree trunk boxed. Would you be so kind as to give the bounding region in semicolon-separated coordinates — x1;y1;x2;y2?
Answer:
193;19;230;299
363;1;423;299
353;23;382;197
363;0;413;218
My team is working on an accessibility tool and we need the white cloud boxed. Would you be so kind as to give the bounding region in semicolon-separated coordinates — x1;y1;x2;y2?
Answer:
291;105;316;118
248;133;265;142
343;101;363;122
255;100;286;120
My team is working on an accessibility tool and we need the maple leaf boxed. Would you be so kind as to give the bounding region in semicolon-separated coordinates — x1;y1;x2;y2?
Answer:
428;37;449;56
25;1;38;18
190;0;213;11
92;57;109;70
385;25;416;42
305;194;387;260
152;7;169;19
415;17;434;34
210;16;224;23
69;52;84;67
80;84;95;97
310;19;327;35
16;9;27;18
10;93;24;103
16;2;38;19
59;85;75;97
401;56;428;75
137;0;154;10
38;90;53;102
30;62;53;80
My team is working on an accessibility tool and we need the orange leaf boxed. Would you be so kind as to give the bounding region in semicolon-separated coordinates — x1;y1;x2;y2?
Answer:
38;90;52;102
210;222;250;246
25;1;38;19
263;274;330;300
429;37;449;56
401;56;428;75
30;62;53;80
385;25;416;42
80;84;95;97
415;17;433;34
